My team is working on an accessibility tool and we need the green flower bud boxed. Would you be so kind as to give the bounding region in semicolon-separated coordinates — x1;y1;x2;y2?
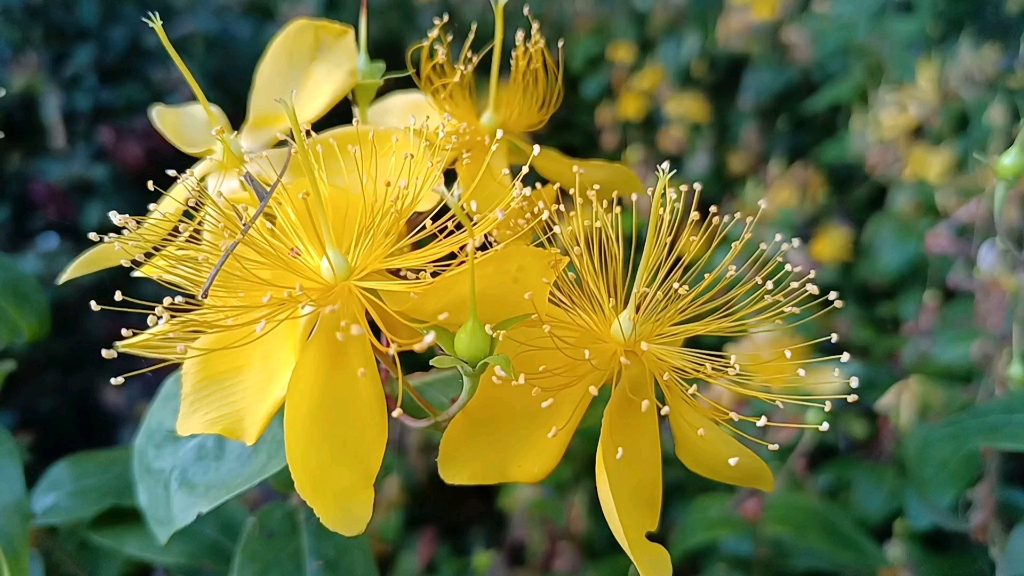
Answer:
454;315;492;366
995;144;1024;181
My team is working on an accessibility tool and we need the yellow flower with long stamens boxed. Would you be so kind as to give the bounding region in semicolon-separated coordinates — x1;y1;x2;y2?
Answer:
405;2;642;218
435;164;856;576
92;115;548;537
58;13;362;284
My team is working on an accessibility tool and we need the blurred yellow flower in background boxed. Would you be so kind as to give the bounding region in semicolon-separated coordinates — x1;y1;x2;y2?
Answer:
730;0;786;22
605;39;639;67
759;160;829;217
809;220;856;264
616;90;653;123
628;63;667;94
902;141;959;186
662;89;714;125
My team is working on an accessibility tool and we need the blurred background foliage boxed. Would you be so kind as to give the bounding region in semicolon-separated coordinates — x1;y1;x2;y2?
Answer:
4;0;1024;574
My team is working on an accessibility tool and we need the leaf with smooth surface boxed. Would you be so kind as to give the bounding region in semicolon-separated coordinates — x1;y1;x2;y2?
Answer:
85;503;246;571
0;426;30;576
132;371;286;544
31;446;135;527
762;492;886;572
667;493;751;560
0;253;50;350
904;393;1024;507
229;502;379;576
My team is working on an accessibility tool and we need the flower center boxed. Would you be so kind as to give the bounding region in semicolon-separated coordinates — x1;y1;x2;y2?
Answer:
609;307;636;347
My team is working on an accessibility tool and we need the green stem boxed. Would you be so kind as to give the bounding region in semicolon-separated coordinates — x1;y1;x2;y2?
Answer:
481;0;507;126
396;369;481;429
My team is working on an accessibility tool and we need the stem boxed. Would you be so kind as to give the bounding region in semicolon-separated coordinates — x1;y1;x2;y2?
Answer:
396;370;481;429
482;0;507;123
359;0;369;56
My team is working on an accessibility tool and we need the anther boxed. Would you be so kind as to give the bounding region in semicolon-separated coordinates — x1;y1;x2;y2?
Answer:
660;405;671;416
847;394;859;402
824;400;833;412
120;328;133;337
728;457;740;467
110;376;125;385
588;385;600;396
547;426;558;438
641;399;650;412
255;320;267;334
101;348;117;359
391;408;404;418
357;368;367;378
729;411;740;421
697;428;706;437
840;352;850;363
850;376;859;388
350;324;365;336
114;291;123;302
541;398;554;408
89;300;101;311
818;421;830;432
768;443;780;451
615;447;623;460
756;415;768;427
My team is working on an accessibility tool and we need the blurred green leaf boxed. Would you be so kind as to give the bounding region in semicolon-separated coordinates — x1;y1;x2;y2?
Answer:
0;426;30;576
817;459;904;528
667;493;751;560
999;522;1024;576
132;371;285;544
0;360;15;394
801;69;867;115
84;502;246;572
228;501;379;576
397;369;463;419
762;492;886;572
904;393;1024;510
31;446;134;527
0;252;50;350
855;211;927;289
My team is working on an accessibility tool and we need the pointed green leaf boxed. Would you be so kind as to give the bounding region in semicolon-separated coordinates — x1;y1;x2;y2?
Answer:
0;253;50;350
85;503;246;571
0;426;30;576
132;371;286;544
229;502;379;576
429;356;467;370
31;446;134;527
762;492;886;571
904;392;1024;508
479;354;514;377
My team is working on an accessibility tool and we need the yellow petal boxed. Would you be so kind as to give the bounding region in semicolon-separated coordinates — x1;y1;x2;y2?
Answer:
513;138;644;200
380;245;564;332
148;102;231;156
664;389;774;491
596;362;672;576
55;174;199;284
459;139;513;215
240;18;358;151
366;89;440;131
284;304;387;536
437;319;599;483
178;315;308;445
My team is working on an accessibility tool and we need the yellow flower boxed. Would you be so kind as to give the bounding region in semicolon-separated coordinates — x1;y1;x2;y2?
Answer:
57;14;360;284
628;63;666;94
96;120;534;537
808;220;856;264
761;160;828;217
436;166;853;576
662;90;714;125
902;141;958;186
407;4;642;218
616;90;652;123
730;0;786;22
605;39;639;67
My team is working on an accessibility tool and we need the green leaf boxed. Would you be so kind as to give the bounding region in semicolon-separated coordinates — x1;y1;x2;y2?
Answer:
229;502;379;576
479;354;513;377
999;522;1024;576
31;446;135;527
0;426;30;576
85;503;246;571
492;314;532;333
0;360;15;394
132;371;286;544
429;356;467;370
667;493;751;560
904;393;1024;508
761;492;886;572
0;252;50;350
